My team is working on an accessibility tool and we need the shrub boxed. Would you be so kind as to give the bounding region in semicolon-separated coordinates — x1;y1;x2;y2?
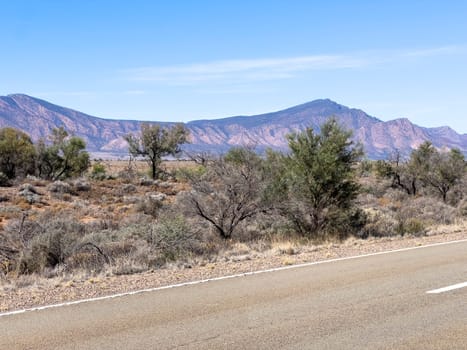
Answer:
90;162;107;180
1;214;104;275
401;218;426;236
73;178;91;191
268;119;364;239
174;165;207;183
148;216;198;252
0;127;36;179
18;183;41;204
48;181;73;194
181;147;268;239
36;127;90;180
360;195;457;238
121;183;137;194
135;195;164;218
360;210;399;238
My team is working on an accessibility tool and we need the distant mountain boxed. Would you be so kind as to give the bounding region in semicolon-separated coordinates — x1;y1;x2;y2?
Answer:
1;94;466;159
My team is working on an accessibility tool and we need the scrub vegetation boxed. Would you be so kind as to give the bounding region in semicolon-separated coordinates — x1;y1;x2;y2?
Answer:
1;120;466;283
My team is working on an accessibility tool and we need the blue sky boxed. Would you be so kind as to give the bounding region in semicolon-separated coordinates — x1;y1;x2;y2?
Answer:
1;1;467;132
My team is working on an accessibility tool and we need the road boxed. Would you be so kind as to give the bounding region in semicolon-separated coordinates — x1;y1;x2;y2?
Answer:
1;241;466;349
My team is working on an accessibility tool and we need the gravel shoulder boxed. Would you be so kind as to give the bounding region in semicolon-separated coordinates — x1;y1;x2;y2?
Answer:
1;230;466;313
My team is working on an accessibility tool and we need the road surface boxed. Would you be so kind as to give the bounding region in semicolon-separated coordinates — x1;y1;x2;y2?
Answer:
1;240;466;349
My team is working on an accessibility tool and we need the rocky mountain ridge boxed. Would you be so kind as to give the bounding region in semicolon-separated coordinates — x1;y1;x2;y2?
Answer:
1;94;466;159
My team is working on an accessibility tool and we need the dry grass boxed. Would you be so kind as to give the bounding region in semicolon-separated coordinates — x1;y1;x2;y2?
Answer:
1;160;466;290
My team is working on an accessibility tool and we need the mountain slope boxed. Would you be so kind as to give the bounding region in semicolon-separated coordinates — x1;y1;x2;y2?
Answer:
0;94;466;159
0;94;147;153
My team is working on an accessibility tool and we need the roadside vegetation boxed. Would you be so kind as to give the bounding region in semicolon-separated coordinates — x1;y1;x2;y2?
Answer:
1;120;466;285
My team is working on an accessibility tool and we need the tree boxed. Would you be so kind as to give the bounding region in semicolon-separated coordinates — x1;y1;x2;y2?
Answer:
125;123;189;179
428;148;466;202
275;119;365;239
380;141;466;202
181;147;269;239
36;127;90;180
0;127;36;179
412;142;465;202
376;150;419;196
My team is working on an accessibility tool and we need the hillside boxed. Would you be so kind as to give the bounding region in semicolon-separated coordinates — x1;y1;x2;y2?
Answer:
1;94;466;159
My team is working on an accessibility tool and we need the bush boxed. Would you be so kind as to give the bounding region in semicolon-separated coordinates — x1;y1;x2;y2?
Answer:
91;162;107;180
1;213;109;275
148;216;199;252
268;119;364;239
0;127;36;179
48;181;73;194
135;195;164;218
360;210;399;238
360;194;457;238
174;165;206;183
400;218;426;236
73;179;91;191
181;147;268;239
18;183;42;204
36;127;90;180
121;183;137;194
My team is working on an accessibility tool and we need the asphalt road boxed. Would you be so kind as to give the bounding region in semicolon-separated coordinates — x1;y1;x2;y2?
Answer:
1;241;466;349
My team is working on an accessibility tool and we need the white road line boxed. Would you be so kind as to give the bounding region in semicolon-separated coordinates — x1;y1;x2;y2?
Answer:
1;238;467;318
426;282;467;294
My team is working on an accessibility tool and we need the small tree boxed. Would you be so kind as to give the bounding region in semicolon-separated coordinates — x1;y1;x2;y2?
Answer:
376;150;419;196
276;119;365;238
36;127;90;180
125;123;189;179
0;127;36;179
182;147;268;239
429;148;466;202
379;142;466;202
414;143;466;202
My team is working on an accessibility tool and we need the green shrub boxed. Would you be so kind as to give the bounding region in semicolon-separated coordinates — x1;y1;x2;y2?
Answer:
91;162;107;180
147;216;198;252
135;196;164;218
267;119;363;240
174;165;206;182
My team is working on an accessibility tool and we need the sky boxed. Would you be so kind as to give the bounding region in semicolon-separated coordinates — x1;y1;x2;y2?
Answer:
1;0;467;133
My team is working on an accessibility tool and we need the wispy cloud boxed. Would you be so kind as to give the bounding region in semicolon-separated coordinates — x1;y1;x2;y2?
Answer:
123;46;465;85
124;55;366;84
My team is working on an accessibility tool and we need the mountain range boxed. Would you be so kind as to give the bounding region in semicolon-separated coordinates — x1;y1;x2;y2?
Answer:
1;93;466;159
